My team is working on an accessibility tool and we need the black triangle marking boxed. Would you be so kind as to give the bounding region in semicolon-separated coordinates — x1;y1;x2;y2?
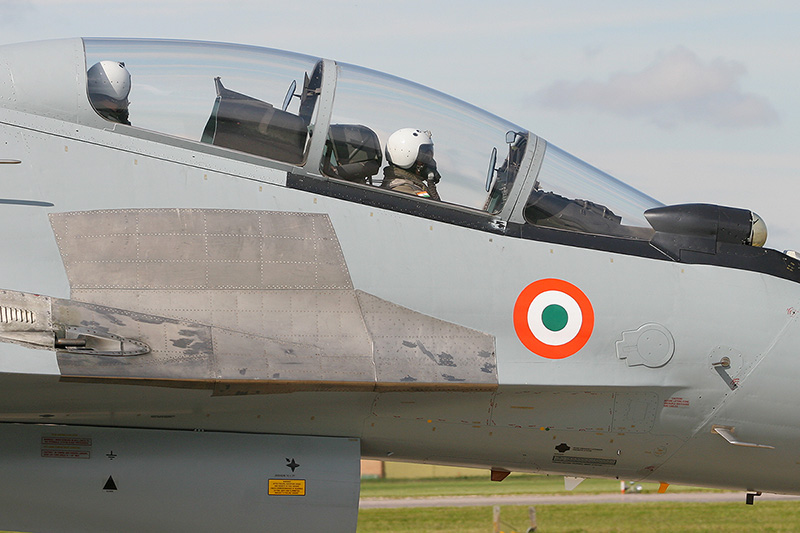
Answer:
103;476;117;491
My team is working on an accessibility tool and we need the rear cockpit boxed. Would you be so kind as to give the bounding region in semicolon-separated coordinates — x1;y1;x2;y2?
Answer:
81;38;529;216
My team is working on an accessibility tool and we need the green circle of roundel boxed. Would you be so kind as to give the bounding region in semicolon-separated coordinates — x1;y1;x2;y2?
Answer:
542;304;569;332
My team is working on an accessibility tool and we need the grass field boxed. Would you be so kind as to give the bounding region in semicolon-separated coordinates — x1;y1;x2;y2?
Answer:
357;501;800;532
358;474;800;532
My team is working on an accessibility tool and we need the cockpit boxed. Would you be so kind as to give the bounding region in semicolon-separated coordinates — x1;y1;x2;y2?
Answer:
74;39;765;254
82;40;523;213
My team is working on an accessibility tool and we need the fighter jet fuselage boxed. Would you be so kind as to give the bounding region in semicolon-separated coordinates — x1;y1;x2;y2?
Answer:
0;38;797;532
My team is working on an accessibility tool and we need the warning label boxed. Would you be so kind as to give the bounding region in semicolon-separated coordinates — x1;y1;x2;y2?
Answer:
663;397;690;408
41;434;92;459
552;455;616;467
42;436;92;447
42;449;91;459
268;479;306;496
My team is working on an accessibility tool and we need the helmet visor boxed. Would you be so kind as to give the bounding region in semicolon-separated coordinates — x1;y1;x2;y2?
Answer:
417;144;434;166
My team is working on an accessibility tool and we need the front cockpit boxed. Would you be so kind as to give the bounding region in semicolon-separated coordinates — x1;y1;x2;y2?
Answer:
524;144;661;239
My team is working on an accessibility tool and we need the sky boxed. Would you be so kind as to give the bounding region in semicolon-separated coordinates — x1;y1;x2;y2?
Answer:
2;0;799;250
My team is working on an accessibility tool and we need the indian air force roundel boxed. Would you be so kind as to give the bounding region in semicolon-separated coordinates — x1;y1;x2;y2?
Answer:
513;278;594;359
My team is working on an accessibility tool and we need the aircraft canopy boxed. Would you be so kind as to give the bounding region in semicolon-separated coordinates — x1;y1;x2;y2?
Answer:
80;39;662;236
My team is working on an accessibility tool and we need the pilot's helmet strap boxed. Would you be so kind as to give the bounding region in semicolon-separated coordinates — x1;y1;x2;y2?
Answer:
426;181;440;201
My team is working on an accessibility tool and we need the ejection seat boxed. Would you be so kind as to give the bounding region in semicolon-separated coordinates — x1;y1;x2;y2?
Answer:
321;124;382;184
201;77;308;164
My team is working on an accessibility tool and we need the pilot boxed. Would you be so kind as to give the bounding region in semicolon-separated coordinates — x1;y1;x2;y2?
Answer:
87;61;131;125
381;128;442;200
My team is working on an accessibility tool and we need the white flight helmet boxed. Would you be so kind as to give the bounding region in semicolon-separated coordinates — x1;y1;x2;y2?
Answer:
385;128;433;169
87;61;131;101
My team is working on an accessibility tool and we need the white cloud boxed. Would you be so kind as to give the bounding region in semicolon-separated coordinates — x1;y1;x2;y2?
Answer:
535;47;779;129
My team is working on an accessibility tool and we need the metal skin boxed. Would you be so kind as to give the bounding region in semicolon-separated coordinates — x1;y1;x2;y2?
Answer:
1;38;799;531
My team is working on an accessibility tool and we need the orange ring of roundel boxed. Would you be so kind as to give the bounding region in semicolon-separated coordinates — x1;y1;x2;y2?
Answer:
513;278;594;359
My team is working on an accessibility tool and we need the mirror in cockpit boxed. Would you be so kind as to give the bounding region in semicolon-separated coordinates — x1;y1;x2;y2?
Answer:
281;60;323;123
299;61;323;125
281;80;297;112
485;131;527;214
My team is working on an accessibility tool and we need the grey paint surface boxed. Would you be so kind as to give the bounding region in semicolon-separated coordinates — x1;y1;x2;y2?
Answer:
1;37;800;532
0;423;361;533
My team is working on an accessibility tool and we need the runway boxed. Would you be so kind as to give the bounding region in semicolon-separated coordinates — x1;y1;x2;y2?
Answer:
359;491;800;509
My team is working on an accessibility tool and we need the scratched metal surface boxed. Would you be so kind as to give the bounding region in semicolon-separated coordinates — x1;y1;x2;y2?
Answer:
357;290;496;384
45;209;498;385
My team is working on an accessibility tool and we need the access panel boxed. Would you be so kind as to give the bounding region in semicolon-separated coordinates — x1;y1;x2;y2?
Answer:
0;424;360;532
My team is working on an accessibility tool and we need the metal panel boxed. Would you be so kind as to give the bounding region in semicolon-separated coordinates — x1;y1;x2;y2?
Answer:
611;391;658;433
51;298;377;383
357;290;496;384
0;286;498;387
211;327;374;382
491;390;614;431
46;209;498;387
52;209;373;360
80;289;373;357
0;424;360;533
53;299;216;380
51;209;353;290
51;209;378;380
